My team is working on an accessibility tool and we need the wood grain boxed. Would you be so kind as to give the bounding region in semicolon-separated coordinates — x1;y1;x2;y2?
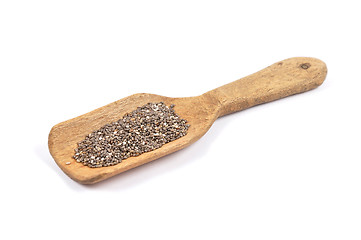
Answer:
48;57;327;184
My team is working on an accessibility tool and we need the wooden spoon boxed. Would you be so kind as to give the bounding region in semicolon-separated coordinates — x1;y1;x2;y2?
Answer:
48;57;327;184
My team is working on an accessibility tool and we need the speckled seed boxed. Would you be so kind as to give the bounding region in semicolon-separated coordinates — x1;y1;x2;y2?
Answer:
73;102;190;168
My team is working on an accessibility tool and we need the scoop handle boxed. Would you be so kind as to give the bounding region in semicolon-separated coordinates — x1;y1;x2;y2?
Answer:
203;57;327;117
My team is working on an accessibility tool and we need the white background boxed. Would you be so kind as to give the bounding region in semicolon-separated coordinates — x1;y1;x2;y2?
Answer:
0;1;360;239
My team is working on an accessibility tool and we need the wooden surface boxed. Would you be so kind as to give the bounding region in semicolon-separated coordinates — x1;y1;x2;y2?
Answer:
48;57;327;184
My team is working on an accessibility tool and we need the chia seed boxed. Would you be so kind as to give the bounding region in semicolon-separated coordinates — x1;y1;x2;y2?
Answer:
73;102;190;168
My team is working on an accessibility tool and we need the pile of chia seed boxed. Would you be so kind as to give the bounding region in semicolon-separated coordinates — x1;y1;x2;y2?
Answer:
73;102;190;168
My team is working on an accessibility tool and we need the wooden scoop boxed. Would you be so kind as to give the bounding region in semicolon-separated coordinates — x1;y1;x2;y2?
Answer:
48;57;327;184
